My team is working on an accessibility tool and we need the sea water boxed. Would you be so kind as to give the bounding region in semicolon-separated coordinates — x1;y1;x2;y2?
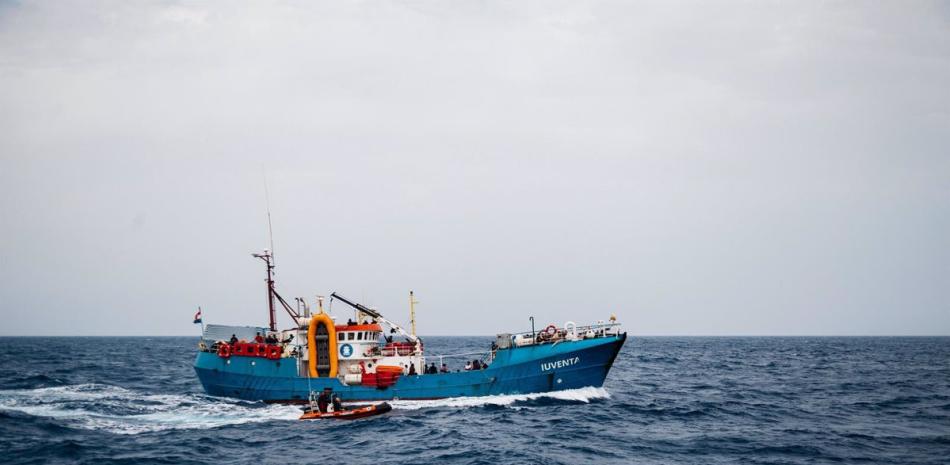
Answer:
1;336;947;464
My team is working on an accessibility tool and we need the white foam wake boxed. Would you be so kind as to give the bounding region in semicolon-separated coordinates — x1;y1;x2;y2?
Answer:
388;386;611;411
0;384;301;435
0;384;611;432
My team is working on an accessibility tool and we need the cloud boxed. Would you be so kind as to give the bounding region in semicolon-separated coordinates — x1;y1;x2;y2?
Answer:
0;1;948;335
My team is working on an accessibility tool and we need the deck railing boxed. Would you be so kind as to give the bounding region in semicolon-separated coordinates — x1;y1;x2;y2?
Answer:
498;322;622;349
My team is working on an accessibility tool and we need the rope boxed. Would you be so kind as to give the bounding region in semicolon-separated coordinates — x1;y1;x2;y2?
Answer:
300;333;314;408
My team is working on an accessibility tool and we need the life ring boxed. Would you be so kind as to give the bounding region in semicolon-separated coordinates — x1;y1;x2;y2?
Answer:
544;324;558;337
564;321;577;340
266;345;282;360
232;343;246;356
217;344;231;358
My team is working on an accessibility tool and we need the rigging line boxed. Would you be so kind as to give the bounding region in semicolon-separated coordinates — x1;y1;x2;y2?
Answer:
305;345;314;404
298;321;313;401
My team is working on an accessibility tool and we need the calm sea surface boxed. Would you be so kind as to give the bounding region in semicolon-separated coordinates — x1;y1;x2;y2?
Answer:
1;336;948;464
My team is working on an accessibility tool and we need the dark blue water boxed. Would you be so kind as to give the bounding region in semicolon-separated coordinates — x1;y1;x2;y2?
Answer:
1;337;948;464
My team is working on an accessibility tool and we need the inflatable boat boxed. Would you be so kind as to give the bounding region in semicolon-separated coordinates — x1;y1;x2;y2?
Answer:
299;402;392;420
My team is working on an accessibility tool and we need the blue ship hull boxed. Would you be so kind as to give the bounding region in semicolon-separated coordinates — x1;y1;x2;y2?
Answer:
194;333;626;402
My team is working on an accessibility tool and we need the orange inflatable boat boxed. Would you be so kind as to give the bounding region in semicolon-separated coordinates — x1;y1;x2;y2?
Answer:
299;402;392;420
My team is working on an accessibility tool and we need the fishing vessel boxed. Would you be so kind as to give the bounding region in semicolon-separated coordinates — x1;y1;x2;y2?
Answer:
193;250;626;402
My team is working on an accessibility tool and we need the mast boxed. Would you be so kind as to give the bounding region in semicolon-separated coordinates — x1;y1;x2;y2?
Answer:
253;250;277;331
257;170;277;331
409;290;418;337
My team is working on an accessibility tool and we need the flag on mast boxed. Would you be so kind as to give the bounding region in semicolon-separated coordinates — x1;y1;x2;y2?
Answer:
193;307;202;324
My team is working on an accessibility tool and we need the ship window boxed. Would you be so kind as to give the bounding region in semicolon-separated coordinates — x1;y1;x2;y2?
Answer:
357;332;363;341
346;333;353;341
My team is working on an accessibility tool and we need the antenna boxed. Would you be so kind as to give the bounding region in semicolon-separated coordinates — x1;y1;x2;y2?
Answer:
263;170;276;267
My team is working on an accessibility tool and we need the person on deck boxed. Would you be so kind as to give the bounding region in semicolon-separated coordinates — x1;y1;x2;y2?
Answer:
229;334;238;345
264;333;277;344
408;364;417;375
440;363;449;373
316;388;331;413
428;363;438;374
254;332;264;343
331;393;343;412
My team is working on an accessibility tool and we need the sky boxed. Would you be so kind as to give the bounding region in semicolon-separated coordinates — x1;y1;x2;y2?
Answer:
0;1;948;336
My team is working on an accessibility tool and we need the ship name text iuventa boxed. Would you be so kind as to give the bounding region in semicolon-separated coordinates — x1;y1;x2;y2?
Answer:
193;250;627;402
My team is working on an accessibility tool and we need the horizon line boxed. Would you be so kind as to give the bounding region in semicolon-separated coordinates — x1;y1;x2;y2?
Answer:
1;334;948;338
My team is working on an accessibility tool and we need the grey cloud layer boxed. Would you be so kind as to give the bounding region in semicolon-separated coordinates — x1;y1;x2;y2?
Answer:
1;1;947;335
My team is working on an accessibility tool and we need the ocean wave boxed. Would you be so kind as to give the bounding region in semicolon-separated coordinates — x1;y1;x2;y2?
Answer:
0;383;300;435
388;386;610;411
0;374;66;389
